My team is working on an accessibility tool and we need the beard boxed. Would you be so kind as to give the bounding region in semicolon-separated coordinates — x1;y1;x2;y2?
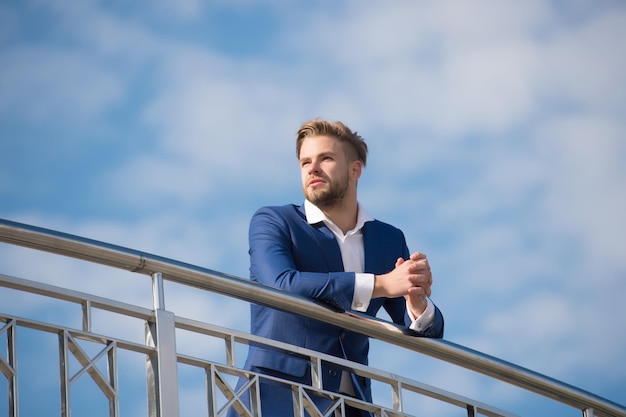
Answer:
304;171;349;210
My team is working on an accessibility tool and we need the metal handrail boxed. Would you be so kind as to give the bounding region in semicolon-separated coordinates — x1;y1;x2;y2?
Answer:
1;218;624;417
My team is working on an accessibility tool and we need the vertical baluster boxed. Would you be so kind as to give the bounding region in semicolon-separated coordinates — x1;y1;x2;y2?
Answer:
82;300;92;333
1;320;19;417
146;272;180;417
391;380;402;412
108;344;119;417
59;330;70;417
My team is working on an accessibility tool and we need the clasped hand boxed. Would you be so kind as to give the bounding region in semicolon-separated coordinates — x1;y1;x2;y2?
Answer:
373;252;432;316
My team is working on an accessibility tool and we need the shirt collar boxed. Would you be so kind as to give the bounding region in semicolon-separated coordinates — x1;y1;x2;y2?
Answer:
304;199;374;234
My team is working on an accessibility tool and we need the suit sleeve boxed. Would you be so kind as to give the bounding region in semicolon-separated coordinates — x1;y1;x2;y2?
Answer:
249;206;356;312
411;305;445;338
380;283;444;338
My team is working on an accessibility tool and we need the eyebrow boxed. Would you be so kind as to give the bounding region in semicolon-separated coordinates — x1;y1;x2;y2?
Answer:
300;150;336;162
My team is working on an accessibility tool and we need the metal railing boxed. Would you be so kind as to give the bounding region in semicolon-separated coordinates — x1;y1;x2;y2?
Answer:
1;218;625;417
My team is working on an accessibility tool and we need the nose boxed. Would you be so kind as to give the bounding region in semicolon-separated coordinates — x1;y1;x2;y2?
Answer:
307;160;321;174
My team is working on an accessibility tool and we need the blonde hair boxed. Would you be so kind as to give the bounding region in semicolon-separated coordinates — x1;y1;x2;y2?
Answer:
296;118;368;166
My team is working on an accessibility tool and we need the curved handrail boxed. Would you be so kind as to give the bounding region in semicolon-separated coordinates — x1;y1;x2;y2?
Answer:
1;218;624;417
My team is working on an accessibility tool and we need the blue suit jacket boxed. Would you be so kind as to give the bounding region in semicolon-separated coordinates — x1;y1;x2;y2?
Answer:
234;204;444;416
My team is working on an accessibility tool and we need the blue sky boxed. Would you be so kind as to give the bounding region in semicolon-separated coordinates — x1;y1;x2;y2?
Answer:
1;0;625;416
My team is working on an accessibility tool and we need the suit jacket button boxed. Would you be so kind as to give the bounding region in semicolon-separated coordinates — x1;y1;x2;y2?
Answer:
341;332;346;339
329;370;337;377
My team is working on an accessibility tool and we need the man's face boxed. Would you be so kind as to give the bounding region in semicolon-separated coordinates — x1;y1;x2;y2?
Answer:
299;135;352;209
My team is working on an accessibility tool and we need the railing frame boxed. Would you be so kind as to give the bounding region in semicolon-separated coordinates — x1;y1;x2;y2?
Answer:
1;274;514;417
1;218;625;417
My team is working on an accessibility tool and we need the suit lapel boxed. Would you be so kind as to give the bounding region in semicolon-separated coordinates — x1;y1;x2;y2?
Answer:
362;221;383;274
297;205;345;272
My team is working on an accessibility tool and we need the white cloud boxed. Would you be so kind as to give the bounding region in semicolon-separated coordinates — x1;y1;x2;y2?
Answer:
534;116;626;267
537;9;626;112
283;1;551;135
467;289;626;380
149;0;204;21
0;46;124;124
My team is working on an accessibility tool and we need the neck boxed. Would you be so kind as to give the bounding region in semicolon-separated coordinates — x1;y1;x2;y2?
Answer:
321;197;358;235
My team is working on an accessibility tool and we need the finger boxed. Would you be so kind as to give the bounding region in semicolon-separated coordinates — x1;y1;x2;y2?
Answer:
416;270;432;285
407;285;431;298
411;258;430;271
410;274;432;291
395;257;404;268
411;271;431;282
409;252;426;261
421;271;433;286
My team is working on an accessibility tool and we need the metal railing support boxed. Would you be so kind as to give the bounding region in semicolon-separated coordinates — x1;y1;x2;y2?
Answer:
59;331;71;417
0;319;18;417
146;272;180;417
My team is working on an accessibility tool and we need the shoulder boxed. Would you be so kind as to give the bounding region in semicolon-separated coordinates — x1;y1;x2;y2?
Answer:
366;218;403;235
249;204;309;241
363;218;407;244
253;204;304;219
250;204;306;228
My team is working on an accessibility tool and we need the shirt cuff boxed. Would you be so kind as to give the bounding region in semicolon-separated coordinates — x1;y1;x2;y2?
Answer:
352;273;374;312
408;297;435;332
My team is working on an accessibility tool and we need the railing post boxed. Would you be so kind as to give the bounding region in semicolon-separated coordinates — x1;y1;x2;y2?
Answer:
0;320;18;417
152;270;166;311
59;330;70;417
146;272;180;417
391;380;402;412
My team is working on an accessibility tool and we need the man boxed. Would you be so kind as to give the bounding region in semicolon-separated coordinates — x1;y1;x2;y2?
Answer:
228;119;444;417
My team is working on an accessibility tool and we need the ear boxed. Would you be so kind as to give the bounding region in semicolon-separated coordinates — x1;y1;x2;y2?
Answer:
350;160;362;181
